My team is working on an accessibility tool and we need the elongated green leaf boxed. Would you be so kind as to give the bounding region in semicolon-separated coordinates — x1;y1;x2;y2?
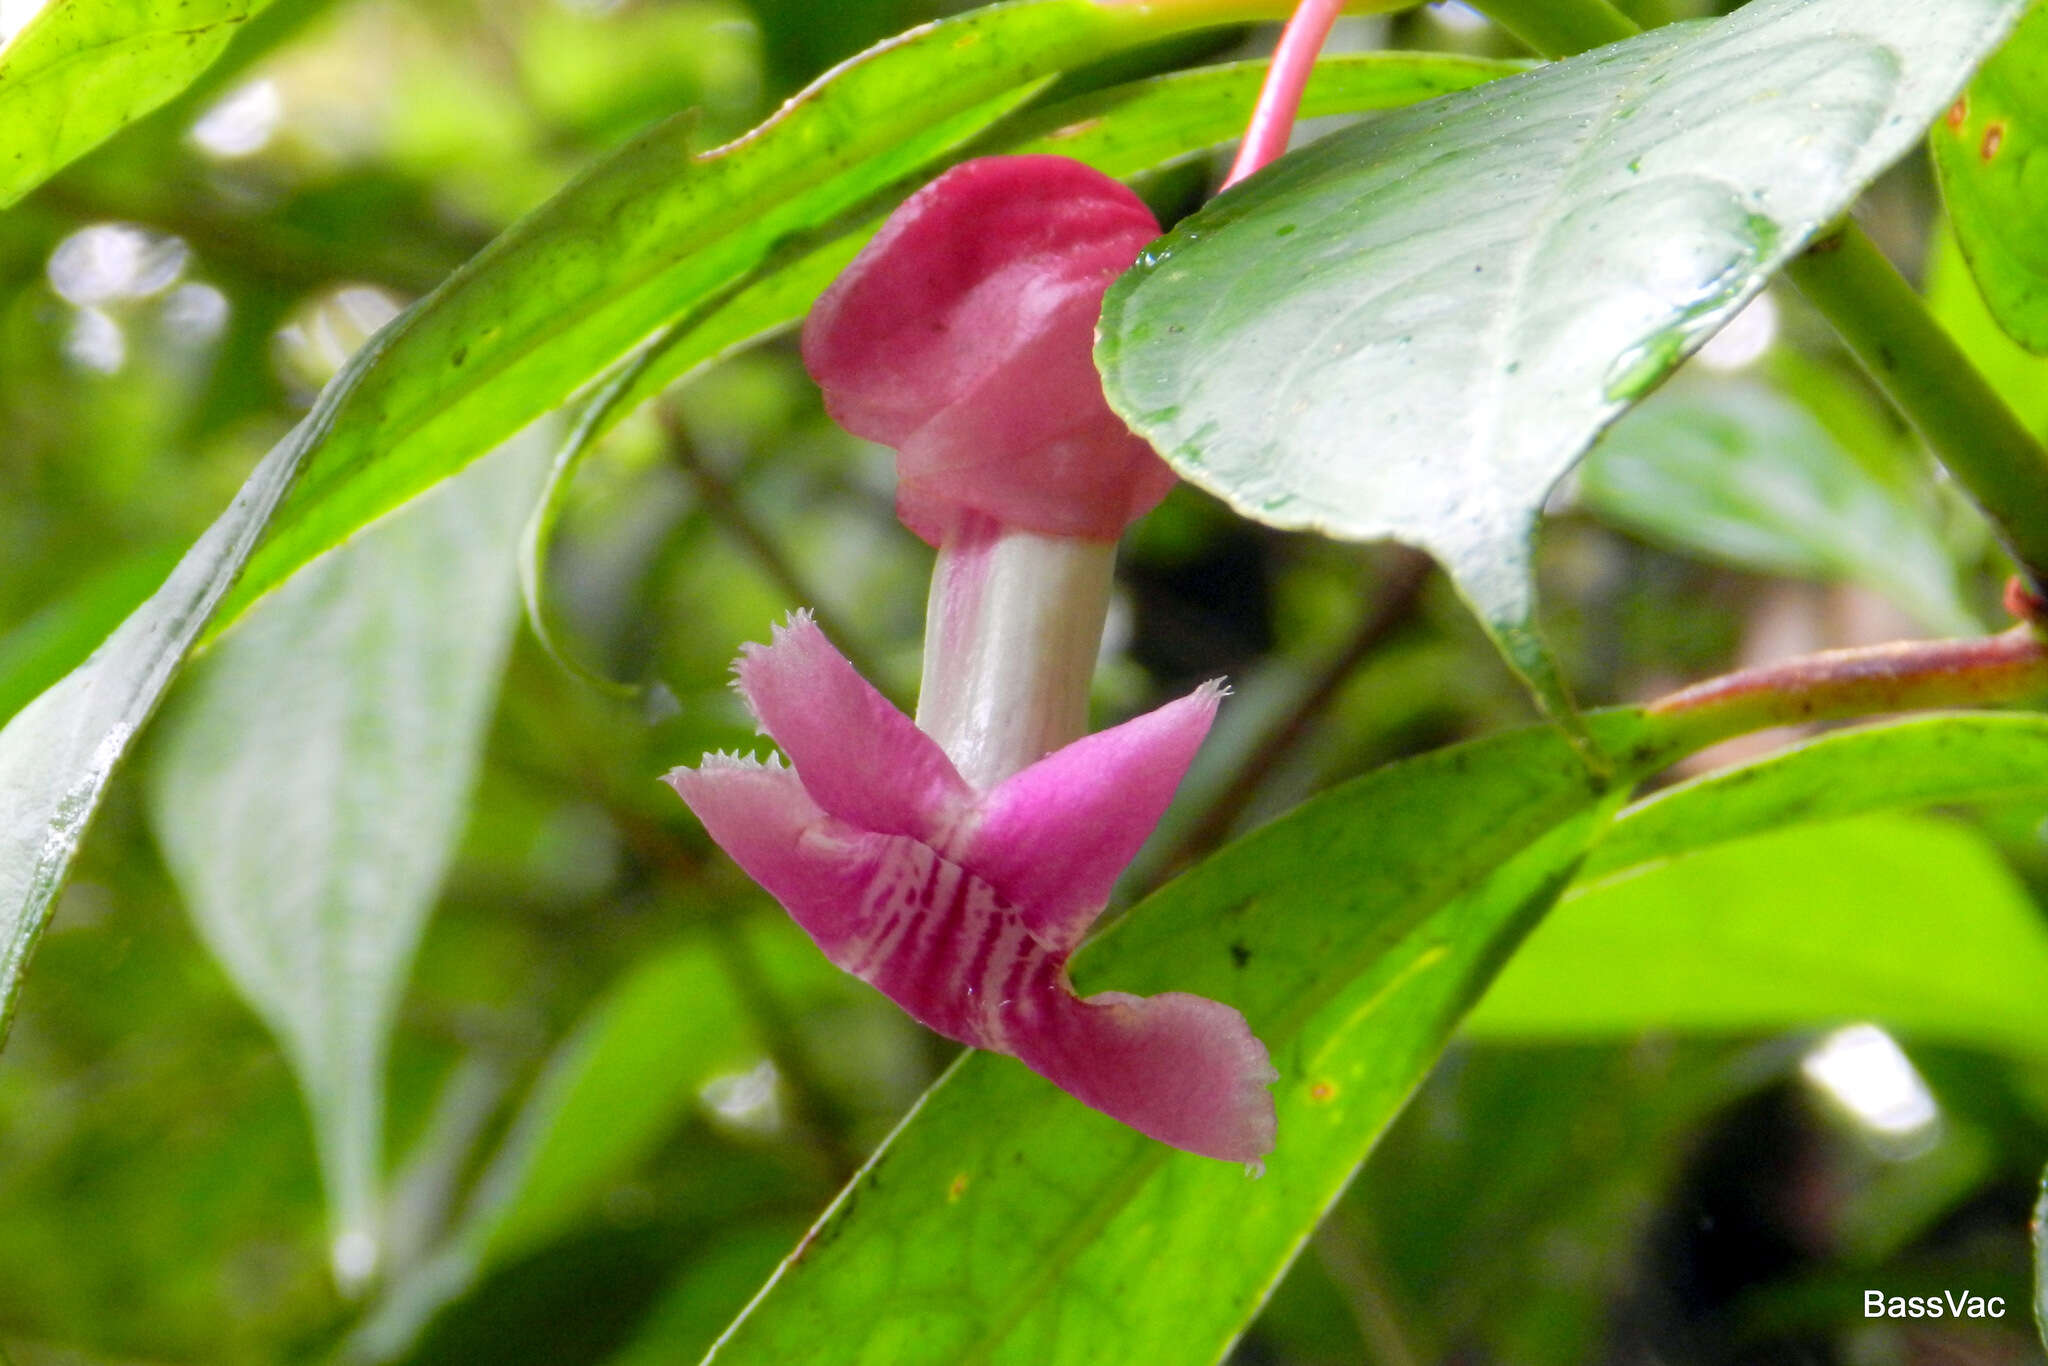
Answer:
1583;712;2048;879
147;432;544;1289
701;709;1706;1366
1933;2;2048;353
1008;51;1532;173
1579;377;1978;635
0;324;395;1046
0;0;1338;1048
1468;814;2048;1054
1099;0;2025;715
0;0;279;208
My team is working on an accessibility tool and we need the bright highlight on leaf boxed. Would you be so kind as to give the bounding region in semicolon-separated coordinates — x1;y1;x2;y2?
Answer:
1801;1023;1940;1141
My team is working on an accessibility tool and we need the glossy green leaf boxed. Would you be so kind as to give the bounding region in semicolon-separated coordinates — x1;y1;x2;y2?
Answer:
0;0;1331;1052
1004;51;1531;175
1099;0;2025;715
1583;712;2048;879
0;0;279;208
701;709;1710;1366
1932;2;2048;353
1468;813;2048;1054
147;432;544;1288
1578;376;1979;634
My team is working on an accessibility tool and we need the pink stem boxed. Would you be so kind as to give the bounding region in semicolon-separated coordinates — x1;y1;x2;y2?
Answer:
1222;0;1346;189
1645;624;2048;753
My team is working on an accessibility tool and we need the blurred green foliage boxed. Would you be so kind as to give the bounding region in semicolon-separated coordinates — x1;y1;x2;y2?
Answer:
2;1;2047;1364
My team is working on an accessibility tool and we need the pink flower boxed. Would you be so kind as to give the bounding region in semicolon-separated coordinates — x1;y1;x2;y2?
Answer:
800;154;1176;547
666;154;1276;1161
667;614;1276;1162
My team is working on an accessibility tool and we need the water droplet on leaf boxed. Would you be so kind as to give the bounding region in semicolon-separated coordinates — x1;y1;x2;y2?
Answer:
1602;332;1683;401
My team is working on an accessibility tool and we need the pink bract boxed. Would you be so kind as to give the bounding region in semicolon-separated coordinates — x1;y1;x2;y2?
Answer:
666;614;1277;1162
800;155;1178;546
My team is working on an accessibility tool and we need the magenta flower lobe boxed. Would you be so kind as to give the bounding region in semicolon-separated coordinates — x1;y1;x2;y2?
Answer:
667;615;1277;1162
800;155;1177;545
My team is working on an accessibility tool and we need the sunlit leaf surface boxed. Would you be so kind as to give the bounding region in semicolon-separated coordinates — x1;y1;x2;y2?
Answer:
523;50;1524;680
1099;0;2024;713
3;0;2045;1358
1929;223;2048;436
1472;714;2048;1049
0;0;278;208
1471;814;2048;1052
209;0;1334;639
1933;2;2048;354
1584;713;2048;875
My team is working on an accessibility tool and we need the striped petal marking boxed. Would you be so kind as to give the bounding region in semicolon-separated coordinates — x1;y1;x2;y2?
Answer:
666;613;1276;1162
